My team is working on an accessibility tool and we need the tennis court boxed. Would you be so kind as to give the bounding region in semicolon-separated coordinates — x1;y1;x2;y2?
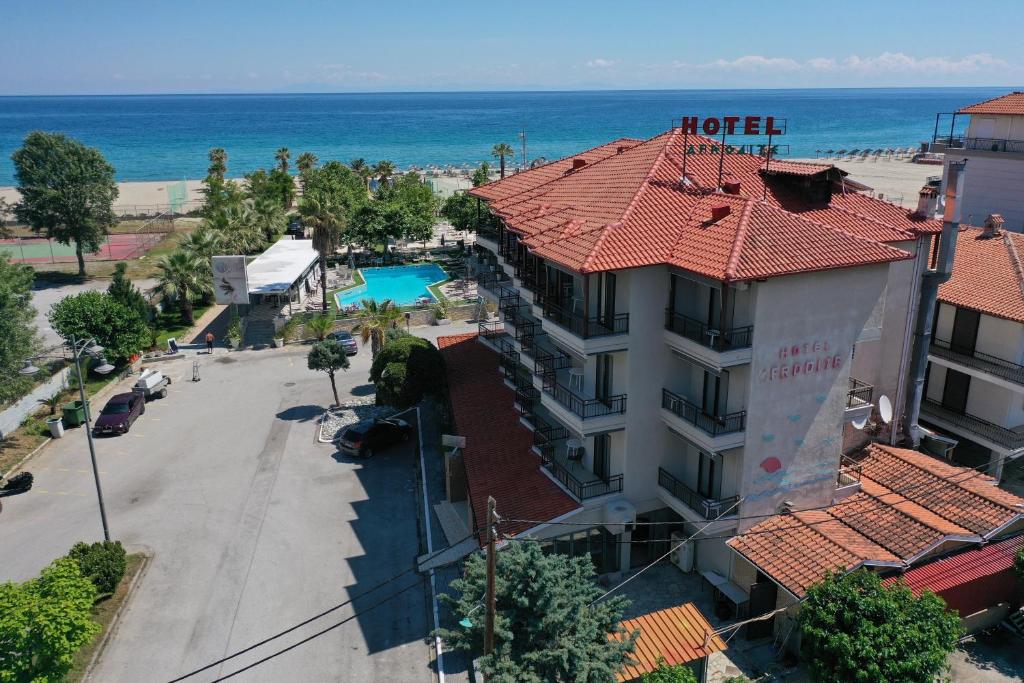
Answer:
0;232;166;264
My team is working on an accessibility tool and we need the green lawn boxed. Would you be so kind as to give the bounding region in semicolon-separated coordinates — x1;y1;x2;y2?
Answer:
151;303;212;348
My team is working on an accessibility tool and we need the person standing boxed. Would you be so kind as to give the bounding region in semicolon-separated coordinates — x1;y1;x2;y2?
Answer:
205;331;214;354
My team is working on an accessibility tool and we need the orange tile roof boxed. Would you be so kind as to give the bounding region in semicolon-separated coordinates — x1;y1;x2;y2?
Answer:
938;226;1024;323
470;129;940;279
727;444;1024;598
438;333;579;543
958;91;1024;116
613;603;726;681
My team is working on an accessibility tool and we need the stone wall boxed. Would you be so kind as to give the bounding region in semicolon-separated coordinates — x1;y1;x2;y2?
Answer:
292;303;482;341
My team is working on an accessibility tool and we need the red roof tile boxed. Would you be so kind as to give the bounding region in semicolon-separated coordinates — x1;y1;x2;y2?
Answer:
472;129;940;280
958;91;1024;116
438;333;578;543
938;226;1024;323
882;534;1024;597
727;444;1024;597
613;603;726;681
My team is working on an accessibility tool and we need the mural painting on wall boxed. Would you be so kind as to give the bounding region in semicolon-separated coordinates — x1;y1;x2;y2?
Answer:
748;338;846;504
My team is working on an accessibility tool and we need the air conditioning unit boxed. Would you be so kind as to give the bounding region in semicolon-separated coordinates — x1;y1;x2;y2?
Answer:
669;530;694;573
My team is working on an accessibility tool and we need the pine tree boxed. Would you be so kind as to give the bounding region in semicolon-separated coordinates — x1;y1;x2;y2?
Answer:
108;262;153;323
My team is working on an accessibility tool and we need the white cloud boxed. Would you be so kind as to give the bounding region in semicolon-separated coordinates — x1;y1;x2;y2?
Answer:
653;52;1007;75
586;58;617;69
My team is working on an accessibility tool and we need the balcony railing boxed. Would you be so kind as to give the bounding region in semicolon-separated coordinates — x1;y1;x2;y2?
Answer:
931;338;1024;386
534;347;572;382
661;389;746;436
515;385;540;414
476;271;511;295
478;320;505;339
664;310;754;351
545;382;627;419
837;455;862;488
658;468;738;519
921;399;1024;450
847;377;874;408
542;301;629;339
539;450;624;500
932;134;1024;154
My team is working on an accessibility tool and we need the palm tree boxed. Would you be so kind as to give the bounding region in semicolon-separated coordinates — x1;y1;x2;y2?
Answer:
298;195;344;312
153;250;212;324
492;143;515;179
372;160;396;189
350;158;372;192
208;148;228;180
296;152;318;174
178;226;223;304
354;298;401;359
275;147;291;173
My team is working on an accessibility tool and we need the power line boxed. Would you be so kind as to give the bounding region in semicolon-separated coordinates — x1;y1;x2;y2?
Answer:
168;534;475;683
212;578;427;681
498;450;1012;532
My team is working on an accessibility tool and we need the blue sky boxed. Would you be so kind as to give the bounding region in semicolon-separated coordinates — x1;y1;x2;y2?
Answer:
3;0;1022;94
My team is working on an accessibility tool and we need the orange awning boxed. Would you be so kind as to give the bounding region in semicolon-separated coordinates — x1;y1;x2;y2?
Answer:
611;603;726;681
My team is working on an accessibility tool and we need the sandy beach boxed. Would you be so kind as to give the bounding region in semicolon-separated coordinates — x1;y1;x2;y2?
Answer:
794;156;940;208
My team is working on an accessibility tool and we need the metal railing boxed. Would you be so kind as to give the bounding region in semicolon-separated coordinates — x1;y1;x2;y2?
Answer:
847;377;874;408
542;301;629;338
545;381;627;418
664;310;754;351
837;455;862;488
539;449;624;500
534;347;572;382
515;385;540;413
921;399;1024;449
476;271;512;295
658;468;738;519
931;338;1024;386
932;134;1024;154
477;320;505;339
661;389;746;436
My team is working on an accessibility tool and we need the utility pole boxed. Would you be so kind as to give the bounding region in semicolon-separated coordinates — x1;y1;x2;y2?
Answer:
519;130;528;171
484;496;497;667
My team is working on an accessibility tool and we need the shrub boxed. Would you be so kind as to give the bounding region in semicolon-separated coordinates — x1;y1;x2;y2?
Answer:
642;659;698;683
48;291;149;362
67;540;127;596
1015;547;1024;582
306;314;334;341
369;335;445;408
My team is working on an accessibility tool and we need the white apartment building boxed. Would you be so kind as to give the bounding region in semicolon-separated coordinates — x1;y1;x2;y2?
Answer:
921;218;1024;480
934;91;1024;231
460;129;943;599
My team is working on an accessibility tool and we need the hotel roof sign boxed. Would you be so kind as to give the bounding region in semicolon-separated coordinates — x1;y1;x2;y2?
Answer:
679;116;787;136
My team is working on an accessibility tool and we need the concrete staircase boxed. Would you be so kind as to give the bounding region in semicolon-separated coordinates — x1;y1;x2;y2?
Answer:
243;319;276;349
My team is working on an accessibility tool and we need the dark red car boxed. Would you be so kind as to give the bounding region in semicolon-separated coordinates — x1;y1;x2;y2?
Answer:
93;392;145;436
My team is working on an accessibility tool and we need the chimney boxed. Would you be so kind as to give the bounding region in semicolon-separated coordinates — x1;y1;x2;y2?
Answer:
710;204;731;222
982;213;1005;238
722;181;741;195
914;185;939;218
617;145;629;154
572;158;587;170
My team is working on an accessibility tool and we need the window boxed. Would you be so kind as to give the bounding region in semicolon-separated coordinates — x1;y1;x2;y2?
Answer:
593;434;610;481
697;451;721;500
543;527;620;574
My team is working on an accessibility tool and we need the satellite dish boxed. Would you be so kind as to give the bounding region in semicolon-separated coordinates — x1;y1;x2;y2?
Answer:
851;415;868;430
878;395;893;424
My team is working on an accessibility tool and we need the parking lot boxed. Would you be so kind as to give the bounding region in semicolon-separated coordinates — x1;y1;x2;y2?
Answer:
0;342;433;682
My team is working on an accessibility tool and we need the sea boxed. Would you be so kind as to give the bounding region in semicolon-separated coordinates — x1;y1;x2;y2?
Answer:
0;87;1010;185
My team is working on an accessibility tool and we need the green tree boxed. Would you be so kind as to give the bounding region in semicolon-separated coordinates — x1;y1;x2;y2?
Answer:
306;313;334;341
67;540;126;597
441;191;477;233
0;254;39;405
437;542;636;682
379;172;437;243
1014;547;1024;582
0;197;12;238
298;195;345;312
152;250;212;324
307;339;350;406
0;557;100;683
353;298;401;359
799;570;961;683
368;335;445;408
268;168;295;210
349;158;371;190
275;147;291;173
372;160;396;188
201;148;245;219
203;200;267;255
642;658;698;683
108;262;153;323
48;291;148;362
491;143;515;179
11;132;119;276
471;162;491;188
207;147;228;182
177;226;222;305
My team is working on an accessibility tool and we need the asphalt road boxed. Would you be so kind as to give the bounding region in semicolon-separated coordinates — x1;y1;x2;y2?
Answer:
0;342;432;682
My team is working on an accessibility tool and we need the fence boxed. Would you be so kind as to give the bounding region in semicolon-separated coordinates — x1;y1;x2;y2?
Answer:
0;212;176;265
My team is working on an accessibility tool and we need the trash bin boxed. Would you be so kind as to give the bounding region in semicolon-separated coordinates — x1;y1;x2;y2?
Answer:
46;417;65;438
62;400;88;427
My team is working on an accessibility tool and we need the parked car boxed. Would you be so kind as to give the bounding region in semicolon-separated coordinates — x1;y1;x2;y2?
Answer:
338;417;412;458
93;392;145;436
328;330;359;355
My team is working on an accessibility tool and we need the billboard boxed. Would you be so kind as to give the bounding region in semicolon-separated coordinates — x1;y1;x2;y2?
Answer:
212;255;249;305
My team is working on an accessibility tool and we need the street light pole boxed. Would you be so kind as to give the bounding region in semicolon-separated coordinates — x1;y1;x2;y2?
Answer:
72;334;111;542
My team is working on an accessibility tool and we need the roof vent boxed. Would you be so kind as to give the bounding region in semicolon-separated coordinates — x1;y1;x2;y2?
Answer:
617;145;630;154
572;158;587;170
710;204;731;222
722;181;742;195
982;213;1005;238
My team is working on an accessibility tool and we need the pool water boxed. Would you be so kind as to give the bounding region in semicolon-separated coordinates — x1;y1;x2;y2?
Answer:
335;264;448;309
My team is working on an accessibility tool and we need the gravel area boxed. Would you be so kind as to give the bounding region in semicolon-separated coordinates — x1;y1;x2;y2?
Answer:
319;398;395;442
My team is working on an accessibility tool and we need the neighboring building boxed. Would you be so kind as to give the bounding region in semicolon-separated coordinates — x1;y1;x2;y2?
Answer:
729;443;1024;638
612;604;727;682
921;218;1024;480
450;128;943;593
933;91;1024;231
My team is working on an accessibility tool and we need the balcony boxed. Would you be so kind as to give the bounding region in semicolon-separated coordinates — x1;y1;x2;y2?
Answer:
545;381;627;419
657;468;738;519
921;399;1024;452
476;271;512;298
930;338;1024;388
541;300;629;338
664;310;753;368
530;413;623;500
846;378;873;408
475;225;500;253
661;389;745;436
935;134;1024;154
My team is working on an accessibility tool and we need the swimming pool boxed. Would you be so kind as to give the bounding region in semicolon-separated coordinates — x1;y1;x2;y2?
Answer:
335;264;449;309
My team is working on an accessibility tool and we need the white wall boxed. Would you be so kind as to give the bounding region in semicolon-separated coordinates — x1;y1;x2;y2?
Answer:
977;314;1024;364
945;153;1024;232
967;114;1024;141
